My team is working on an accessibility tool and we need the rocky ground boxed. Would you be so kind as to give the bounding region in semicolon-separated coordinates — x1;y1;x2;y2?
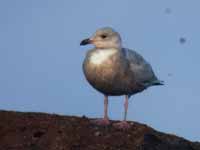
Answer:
0;110;199;150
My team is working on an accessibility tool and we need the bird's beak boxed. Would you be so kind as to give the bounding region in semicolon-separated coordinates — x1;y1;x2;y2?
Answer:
80;38;92;46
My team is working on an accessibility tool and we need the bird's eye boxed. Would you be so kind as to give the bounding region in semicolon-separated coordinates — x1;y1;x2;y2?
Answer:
101;34;107;39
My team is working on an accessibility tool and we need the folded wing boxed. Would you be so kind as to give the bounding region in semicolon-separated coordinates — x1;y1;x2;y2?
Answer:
123;48;163;87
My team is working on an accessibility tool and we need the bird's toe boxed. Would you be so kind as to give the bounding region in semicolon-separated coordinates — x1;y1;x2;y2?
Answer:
91;118;110;126
113;121;131;130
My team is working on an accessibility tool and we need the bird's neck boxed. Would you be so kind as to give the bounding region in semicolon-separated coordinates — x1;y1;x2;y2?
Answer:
95;46;122;50
89;48;119;65
95;42;122;50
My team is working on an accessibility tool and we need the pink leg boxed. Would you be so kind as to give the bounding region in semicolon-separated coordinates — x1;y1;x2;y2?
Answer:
92;95;110;126
124;95;129;121
113;95;131;129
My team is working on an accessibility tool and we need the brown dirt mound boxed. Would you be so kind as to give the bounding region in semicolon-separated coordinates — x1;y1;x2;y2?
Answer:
0;110;199;150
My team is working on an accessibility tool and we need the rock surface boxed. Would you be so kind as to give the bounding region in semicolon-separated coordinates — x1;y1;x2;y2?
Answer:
0;110;199;150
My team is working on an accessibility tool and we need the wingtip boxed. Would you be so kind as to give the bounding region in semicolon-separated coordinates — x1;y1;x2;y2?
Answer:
152;80;164;86
159;80;165;85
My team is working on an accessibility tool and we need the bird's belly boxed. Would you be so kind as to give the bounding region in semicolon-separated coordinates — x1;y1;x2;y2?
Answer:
83;59;129;95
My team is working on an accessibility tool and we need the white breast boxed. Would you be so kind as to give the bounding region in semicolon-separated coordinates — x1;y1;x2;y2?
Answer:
89;49;117;65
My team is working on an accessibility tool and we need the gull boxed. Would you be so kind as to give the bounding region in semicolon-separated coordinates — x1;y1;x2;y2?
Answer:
80;27;163;129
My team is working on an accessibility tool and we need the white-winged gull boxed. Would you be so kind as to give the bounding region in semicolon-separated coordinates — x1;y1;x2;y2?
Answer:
80;27;163;129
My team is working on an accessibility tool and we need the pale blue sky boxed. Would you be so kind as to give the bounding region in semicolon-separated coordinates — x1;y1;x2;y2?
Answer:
0;0;199;141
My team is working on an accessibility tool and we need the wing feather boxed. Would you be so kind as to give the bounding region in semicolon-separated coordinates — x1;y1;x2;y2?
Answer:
122;48;157;85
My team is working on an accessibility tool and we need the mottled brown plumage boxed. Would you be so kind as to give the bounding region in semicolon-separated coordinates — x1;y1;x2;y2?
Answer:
80;27;163;129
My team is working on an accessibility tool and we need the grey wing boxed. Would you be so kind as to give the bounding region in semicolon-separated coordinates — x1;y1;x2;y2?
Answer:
123;48;159;86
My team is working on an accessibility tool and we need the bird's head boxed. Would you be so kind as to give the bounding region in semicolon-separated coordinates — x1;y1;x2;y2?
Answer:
80;27;122;49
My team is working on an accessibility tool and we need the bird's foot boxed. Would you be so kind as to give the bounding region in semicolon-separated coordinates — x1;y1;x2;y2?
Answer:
91;118;110;126
113;121;131;130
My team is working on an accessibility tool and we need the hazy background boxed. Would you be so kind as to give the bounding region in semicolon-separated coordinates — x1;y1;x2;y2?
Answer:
0;0;199;141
